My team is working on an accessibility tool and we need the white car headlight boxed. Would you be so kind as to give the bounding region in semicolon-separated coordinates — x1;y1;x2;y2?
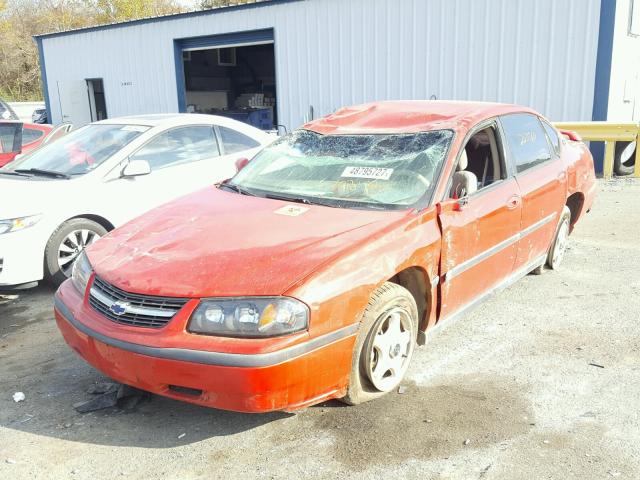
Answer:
0;214;42;235
71;251;93;294
188;297;309;338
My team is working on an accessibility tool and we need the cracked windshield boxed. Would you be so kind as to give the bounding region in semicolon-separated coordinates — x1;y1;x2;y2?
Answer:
230;129;453;209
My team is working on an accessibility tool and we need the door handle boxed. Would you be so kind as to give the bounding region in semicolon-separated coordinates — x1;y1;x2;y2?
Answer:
557;171;567;181
506;195;521;209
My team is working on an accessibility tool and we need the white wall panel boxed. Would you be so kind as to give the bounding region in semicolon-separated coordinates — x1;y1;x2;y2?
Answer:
41;0;602;128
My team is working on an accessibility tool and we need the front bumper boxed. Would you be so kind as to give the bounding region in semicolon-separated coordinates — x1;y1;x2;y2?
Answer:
0;226;46;287
54;280;357;413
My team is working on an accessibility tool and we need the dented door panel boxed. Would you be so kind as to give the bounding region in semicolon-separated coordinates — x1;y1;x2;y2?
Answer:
437;177;521;321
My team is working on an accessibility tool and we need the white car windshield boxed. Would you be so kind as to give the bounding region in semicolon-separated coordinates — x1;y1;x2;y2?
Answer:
229;129;453;210
6;124;149;176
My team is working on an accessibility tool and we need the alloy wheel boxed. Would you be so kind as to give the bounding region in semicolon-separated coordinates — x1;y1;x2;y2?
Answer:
551;220;569;268
365;307;414;392
57;229;101;277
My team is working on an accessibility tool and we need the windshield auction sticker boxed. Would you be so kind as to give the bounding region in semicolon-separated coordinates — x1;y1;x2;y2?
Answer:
341;166;393;180
274;205;310;216
121;125;150;132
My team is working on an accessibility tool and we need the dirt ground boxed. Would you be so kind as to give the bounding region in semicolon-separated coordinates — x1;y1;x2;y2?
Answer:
1;179;639;480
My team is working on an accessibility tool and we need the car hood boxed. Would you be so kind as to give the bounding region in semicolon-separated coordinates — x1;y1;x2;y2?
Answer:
88;187;410;298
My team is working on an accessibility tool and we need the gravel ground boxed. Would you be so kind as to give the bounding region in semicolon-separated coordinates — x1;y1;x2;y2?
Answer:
0;179;639;480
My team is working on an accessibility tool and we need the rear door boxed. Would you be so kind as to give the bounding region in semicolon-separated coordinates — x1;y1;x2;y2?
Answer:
437;121;522;321
499;113;567;270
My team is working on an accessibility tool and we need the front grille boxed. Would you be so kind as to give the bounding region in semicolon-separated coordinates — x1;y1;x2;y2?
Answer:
89;276;188;328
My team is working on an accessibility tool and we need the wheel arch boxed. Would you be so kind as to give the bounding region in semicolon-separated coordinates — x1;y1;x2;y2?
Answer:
566;192;584;229
65;214;115;232
387;266;431;340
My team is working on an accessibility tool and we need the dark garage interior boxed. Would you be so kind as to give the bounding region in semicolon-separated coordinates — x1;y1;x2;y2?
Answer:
181;42;276;130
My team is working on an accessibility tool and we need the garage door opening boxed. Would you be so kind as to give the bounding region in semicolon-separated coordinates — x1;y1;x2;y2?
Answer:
177;33;276;131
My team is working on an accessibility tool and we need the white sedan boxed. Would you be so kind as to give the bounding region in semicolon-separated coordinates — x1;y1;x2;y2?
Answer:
0;114;274;288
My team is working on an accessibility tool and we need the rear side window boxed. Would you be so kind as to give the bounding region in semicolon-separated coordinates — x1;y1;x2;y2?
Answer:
500;113;552;173
22;127;44;146
218;126;260;155
541;120;561;156
0;124;21;153
131;126;219;170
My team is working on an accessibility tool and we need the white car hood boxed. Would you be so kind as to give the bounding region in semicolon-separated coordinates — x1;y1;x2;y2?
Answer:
0;177;71;219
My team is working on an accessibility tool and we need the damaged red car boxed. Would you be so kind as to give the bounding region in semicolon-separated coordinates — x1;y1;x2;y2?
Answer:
0;121;70;167
54;101;596;412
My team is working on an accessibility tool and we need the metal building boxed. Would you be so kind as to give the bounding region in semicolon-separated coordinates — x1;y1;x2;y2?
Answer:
36;0;638;133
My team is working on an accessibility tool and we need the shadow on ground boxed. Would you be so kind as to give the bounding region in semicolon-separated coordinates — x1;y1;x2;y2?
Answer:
2;287;531;458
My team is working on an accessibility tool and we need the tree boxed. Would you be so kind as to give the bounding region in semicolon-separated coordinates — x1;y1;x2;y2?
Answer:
91;0;183;24
0;0;184;102
199;0;258;9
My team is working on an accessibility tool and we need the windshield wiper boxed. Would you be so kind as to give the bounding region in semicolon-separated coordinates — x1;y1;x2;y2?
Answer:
262;192;341;208
219;183;256;196
14;168;70;179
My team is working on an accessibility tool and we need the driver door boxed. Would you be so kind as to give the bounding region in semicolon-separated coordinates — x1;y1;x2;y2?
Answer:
437;123;522;321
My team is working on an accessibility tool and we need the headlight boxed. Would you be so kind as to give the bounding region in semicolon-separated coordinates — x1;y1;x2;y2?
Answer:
188;297;309;338
71;251;93;294
0;214;42;235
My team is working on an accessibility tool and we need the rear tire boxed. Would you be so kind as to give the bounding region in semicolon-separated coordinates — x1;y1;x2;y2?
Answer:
614;141;636;176
546;207;571;270
341;282;418;406
44;218;106;287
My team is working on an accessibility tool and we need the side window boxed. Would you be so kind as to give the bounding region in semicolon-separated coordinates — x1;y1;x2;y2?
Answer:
541;119;561;156
131;126;219;170
500;113;552;173
448;125;505;199
0;124;21;153
218;126;260;155
22;127;45;146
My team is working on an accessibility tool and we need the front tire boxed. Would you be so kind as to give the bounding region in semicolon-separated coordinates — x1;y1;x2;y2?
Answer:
341;282;418;406
44;218;106;286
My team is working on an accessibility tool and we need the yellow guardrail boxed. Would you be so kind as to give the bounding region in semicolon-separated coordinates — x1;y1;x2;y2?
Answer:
553;122;640;180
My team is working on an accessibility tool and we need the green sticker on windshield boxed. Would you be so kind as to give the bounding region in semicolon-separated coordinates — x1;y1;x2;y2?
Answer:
341;166;393;180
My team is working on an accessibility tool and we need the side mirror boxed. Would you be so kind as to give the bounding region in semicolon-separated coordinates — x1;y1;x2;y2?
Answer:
122;159;151;177
235;157;249;172
453;195;469;211
449;171;477;211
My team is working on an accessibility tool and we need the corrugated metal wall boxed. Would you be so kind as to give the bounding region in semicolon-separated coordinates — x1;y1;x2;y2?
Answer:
41;0;602;128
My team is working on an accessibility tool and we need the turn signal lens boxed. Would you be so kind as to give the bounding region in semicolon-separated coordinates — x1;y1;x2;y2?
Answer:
258;303;278;331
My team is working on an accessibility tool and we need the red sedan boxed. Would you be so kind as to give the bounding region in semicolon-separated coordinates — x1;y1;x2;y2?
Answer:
0;121;69;167
54;101;596;412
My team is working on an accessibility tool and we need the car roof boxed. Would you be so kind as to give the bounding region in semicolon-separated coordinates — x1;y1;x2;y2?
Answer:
303;100;538;135
96;113;233;127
